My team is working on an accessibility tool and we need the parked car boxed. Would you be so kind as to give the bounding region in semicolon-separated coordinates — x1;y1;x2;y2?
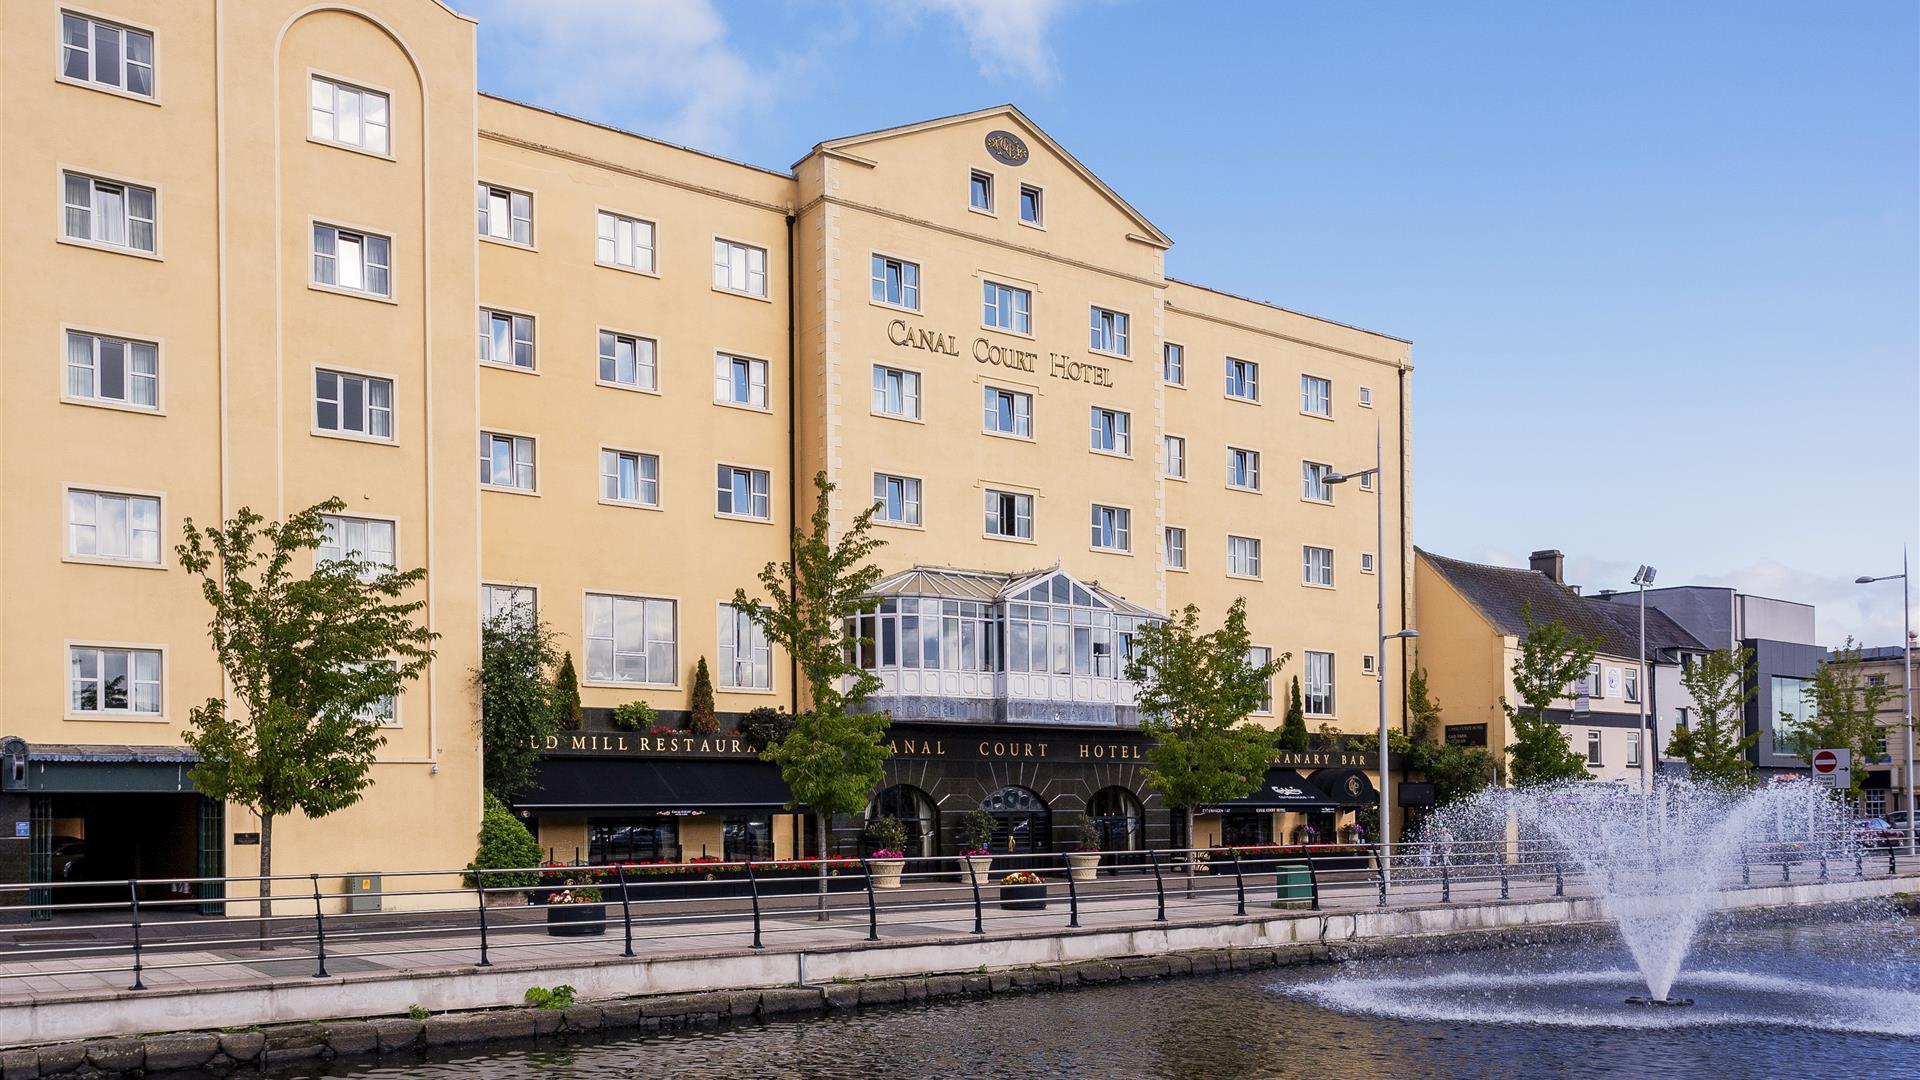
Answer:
1853;817;1900;848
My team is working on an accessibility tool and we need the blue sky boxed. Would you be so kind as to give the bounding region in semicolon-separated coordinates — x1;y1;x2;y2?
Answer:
464;1;1919;647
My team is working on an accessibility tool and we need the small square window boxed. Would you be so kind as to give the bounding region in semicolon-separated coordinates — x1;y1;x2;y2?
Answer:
715;354;770;409
1163;436;1186;479
1361;552;1376;574
476;184;533;245
1164;527;1187;570
985;489;1034;540
970;171;994;212
598;331;657;390
478;309;534;369
313;224;391;297
600;449;660;507
713;238;768;297
985;386;1033;437
1019;184;1042;225
309;76;389;154
1162;343;1185;385
871;254;920;310
873;365;922;420
597;211;656;272
1359;386;1374;408
873;473;922;527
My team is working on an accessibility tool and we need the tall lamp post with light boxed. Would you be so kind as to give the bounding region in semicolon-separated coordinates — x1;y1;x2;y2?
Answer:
1325;421;1417;882
1856;550;1915;857
1631;564;1657;793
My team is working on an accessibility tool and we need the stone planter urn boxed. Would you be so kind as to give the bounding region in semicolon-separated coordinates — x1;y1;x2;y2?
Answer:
1066;851;1101;882
869;858;906;890
962;854;995;884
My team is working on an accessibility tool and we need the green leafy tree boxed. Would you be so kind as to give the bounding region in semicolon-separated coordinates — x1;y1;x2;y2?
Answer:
474;609;559;802
465;792;544;889
689;657;719;734
733;472;890;918
1666;647;1759;789
1503;603;1597;787
1392;668;1497;809
1126;598;1283;895
550;652;582;731
1279;677;1310;751
176;498;435;925
1783;638;1894;803
611;700;658;732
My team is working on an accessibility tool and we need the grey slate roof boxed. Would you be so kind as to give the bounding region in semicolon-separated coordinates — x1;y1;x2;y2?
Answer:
1417;548;1710;658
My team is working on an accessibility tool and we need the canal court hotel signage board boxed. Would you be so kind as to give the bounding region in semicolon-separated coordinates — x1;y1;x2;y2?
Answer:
0;0;1412;894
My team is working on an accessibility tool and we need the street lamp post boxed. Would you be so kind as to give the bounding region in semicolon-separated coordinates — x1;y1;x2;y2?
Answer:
1325;420;1417;883
1631;565;1657;793
1857;550;1915;857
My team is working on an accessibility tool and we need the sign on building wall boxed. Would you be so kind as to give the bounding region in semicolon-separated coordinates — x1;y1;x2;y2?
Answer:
984;130;1030;166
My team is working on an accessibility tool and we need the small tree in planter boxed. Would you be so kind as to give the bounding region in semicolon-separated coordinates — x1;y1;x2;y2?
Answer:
1068;816;1102;881
465;793;544;905
611;700;657;731
959;808;997;883
689;657;719;734
866;816;908;889
550;652;582;732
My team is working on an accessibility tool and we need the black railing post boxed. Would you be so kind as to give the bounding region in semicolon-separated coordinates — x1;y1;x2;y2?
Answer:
1440;860;1451;904
1065;856;1082;928
614;864;635;958
473;870;492;968
1780;858;1790;883
1890;844;1899;875
310;873;329;979
1499;857;1510;901
1554;859;1565;897
1819;850;1829;882
1740;844;1750;885
1373;844;1388;908
1304;849;1321;911
1855;847;1865;878
1146;848;1167;922
1231;849;1246;917
745;860;764;949
127;880;145;991
860;858;879;942
965;857;985;935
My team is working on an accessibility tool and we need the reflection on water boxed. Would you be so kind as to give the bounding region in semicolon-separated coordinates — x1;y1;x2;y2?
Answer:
286;914;1919;1079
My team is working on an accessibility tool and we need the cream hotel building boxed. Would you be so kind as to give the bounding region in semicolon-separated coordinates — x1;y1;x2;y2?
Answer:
0;0;1414;902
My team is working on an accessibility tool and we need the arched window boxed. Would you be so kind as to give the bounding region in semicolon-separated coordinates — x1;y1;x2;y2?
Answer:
1087;786;1143;851
981;786;1051;854
867;784;939;858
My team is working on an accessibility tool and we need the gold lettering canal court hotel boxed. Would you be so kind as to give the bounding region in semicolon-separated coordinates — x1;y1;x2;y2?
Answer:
0;0;1413;902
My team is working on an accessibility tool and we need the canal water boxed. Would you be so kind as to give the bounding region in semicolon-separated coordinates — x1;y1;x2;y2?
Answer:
282;912;1918;1079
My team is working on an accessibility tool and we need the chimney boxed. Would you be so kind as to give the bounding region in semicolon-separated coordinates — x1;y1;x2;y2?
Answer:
1529;549;1565;584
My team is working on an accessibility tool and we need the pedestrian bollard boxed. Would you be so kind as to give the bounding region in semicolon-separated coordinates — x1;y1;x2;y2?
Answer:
127;881;146;991
311;873;330;978
744;860;764;949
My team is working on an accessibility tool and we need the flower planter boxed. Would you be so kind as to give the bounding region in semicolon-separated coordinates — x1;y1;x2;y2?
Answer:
545;903;607;936
1066;851;1102;882
997;883;1048;910
869;858;906;890
481;889;528;909
962;855;995;884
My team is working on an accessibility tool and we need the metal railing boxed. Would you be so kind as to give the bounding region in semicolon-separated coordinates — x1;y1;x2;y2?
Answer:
0;839;1907;996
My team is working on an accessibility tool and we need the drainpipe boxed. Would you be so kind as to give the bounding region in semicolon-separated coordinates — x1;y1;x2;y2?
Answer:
1397;365;1410;734
785;213;800;716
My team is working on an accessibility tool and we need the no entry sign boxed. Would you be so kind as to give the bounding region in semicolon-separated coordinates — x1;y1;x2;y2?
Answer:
1810;748;1850;790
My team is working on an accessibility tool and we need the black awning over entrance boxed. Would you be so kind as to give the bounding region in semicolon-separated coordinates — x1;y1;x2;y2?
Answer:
1196;769;1339;814
517;757;794;813
1310;767;1378;807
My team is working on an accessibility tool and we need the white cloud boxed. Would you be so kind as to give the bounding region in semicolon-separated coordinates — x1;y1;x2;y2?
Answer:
462;0;789;153
914;0;1074;85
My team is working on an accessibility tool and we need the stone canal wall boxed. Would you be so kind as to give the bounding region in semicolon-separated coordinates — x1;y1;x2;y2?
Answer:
0;876;1912;1077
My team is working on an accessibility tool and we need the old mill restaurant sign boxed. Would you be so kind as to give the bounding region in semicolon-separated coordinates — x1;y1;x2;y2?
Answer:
887;317;1112;388
537;731;1375;771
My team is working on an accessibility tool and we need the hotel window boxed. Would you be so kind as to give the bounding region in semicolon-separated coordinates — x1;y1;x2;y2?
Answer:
1359;386;1374;408
1089;307;1129;356
314;369;393;440
1625;668;1640;703
714;354;769;409
1228;535;1262;578
1302;460;1333;502
483;584;535;626
309;76;389;154
1163;436;1186;479
1587;730;1603;767
1226;357;1259;401
597;211;656;272
601;449;660;507
319;514;395;581
871;255;920;310
985;489;1033;540
1164;527;1187;570
1362;654;1377;675
982;280;1032;334
476;184;533;246
63;173;155;254
984;386;1032;437
1227;447;1261;491
1163;342;1185;385
712;238;768;297
716;465;771;519
1019;184;1043;225
1090;407;1130;455
70;645;162;716
1626;732;1642;768
313;225;389;297
1359;471;1374;492
1581;663;1601;698
1301;375;1332;417
598;331;657;390
480;432;535;491
584;593;677;685
1303;545;1334;587
873;366;922;420
1304;651;1335;716
873;473;922;527
970;170;994;212
1090;505;1131;552
719;603;772;690
478;309;533;369
66;489;160;565
1361;552;1376;574
353;663;399;728
61;13;154;96
1249;647;1274;713
65;331;157;409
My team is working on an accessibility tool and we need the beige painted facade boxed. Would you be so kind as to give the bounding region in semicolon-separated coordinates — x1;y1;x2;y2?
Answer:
2;0;1413;896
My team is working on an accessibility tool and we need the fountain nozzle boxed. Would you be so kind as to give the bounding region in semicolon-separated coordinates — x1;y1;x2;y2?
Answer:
1623;996;1694;1007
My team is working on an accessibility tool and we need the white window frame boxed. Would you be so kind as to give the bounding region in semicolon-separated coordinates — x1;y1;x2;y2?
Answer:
350;661;400;729
719;603;773;692
600;448;661;509
318;513;397;582
61;170;157;256
1164;526;1188;571
313;366;394;442
1163;435;1186;480
1226;357;1259;402
64;487;162;567
584;593;678;687
982;280;1032;335
1361;552;1376;574
984;489;1034;541
1163;342;1185;386
59;11;155;99
1227;447;1261;491
1303;545;1334;588
597;330;658;393
1301;374;1332;417
1358;386;1374;408
715;464;772;520
480;431;537;493
712;237;769;298
1090;406;1131;456
872;365;922;421
1625;667;1641;703
64;328;159;411
1587;730;1604;767
312;223;391;298
714;353;770;410
1089;306;1129;357
308;74;390;156
870;254;921;311
1304;651;1335;717
1302;460;1334;503
1250;646;1275;715
1090;504;1132;553
483;583;537;626
872;473;923;528
1626;731;1642;767
478;308;535;370
983;385;1033;438
1362;654;1377;675
596;210;657;274
969;170;995;213
67;643;164;718
476;183;533;247
1018;183;1043;226
1228;535;1262;579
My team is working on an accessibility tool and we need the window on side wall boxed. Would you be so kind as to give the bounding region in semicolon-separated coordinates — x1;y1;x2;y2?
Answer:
309;75;389;154
476;184;533;245
61;12;154;96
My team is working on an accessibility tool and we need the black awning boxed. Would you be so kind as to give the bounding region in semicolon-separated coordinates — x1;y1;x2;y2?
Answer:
517;757;794;813
1310;767;1378;807
1197;769;1338;814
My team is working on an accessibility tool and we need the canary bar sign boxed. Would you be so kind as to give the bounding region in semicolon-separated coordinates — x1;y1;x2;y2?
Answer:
887;318;1111;388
